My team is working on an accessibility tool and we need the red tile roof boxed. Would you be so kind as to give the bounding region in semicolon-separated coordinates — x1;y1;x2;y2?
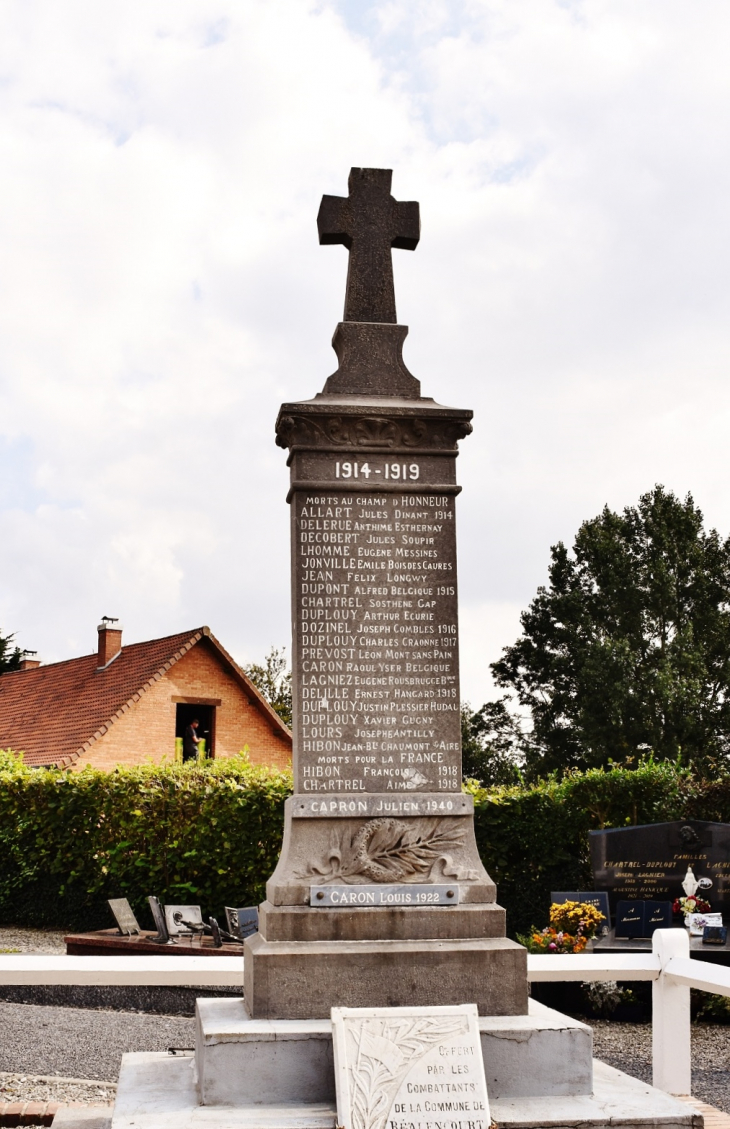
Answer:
0;626;291;767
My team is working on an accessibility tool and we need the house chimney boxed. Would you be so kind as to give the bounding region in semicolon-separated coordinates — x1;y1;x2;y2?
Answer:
19;651;40;671
97;617;123;669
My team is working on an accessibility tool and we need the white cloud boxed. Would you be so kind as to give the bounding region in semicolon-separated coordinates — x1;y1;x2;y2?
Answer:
1;0;730;705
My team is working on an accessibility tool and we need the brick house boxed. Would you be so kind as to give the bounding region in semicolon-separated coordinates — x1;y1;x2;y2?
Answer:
0;621;292;771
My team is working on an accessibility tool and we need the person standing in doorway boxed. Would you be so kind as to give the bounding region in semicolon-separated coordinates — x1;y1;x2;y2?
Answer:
183;718;200;762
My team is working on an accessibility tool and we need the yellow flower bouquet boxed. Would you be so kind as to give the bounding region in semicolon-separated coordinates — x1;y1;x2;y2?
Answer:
518;900;606;954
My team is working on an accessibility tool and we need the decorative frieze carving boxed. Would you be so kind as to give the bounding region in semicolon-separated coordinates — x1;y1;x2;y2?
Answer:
275;412;472;451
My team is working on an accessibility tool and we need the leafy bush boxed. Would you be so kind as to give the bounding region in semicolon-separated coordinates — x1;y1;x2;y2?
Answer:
0;752;290;930
693;990;730;1024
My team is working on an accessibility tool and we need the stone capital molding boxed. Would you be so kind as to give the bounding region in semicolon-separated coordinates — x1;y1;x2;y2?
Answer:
275;410;472;453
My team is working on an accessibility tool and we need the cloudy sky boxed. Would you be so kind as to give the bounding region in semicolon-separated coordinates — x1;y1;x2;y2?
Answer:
2;0;730;706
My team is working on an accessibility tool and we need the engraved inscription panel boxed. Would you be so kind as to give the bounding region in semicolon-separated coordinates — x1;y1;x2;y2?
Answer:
332;1004;490;1129
292;469;461;796
292;793;473;818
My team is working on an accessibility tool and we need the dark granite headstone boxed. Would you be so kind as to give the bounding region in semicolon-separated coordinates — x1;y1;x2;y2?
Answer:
147;895;171;944
615;900;646;938
590;819;730;915
645;900;673;934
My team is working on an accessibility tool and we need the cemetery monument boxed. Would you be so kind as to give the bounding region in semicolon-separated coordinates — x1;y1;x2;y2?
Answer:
245;166;526;1018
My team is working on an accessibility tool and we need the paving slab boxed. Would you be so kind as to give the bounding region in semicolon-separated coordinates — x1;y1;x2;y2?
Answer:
112;1051;703;1129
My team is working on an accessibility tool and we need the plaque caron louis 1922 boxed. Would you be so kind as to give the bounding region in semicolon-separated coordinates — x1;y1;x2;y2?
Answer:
243;168;528;1020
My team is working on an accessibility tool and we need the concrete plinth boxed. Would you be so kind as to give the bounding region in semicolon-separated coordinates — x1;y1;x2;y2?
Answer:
243;932;528;1018
195;997;592;1106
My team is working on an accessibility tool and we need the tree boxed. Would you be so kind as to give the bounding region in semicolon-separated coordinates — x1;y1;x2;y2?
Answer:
461;698;524;786
491;486;730;778
0;631;22;674
243;646;292;728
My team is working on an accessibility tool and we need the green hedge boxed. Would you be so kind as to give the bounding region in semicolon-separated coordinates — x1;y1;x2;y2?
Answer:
2;751;729;936
0;752;291;930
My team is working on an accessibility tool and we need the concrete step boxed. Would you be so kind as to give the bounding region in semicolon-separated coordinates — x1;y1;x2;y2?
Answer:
195;996;593;1104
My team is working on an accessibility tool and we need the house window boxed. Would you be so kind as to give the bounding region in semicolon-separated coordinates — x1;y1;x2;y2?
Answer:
175;703;215;760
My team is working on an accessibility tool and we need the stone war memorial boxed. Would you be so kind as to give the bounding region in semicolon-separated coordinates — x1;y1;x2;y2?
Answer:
108;168;701;1129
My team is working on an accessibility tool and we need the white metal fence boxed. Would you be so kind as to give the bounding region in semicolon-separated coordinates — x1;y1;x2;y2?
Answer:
0;929;726;1097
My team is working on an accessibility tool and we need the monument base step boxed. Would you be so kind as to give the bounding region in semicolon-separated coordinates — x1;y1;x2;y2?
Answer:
258;899;506;942
195;997;592;1104
110;1053;702;1129
243;932;528;1017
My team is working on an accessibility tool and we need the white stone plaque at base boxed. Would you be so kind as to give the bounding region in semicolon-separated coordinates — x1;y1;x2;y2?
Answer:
332;1004;490;1129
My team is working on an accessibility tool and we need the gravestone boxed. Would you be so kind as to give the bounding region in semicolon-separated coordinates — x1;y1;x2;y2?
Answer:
244;167;527;1018
590;819;730;915
147;895;170;944
108;898;140;935
332;1004;490;1129
225;906;259;939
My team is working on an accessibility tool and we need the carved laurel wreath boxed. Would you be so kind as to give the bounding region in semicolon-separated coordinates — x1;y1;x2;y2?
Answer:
300;817;478;884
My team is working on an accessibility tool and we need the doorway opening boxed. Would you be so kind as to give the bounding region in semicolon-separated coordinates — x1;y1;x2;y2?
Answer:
176;703;215;761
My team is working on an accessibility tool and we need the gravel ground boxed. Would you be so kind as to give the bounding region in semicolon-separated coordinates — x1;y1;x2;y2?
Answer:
0;1071;116;1106
593;1020;730;1112
0;927;66;954
0;1001;195;1083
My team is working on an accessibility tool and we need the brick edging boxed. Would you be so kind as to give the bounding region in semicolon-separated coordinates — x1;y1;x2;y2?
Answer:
0;1101;63;1126
0;1101;114;1127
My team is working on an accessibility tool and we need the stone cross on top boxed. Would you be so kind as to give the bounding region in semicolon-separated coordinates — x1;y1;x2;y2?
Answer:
317;167;420;325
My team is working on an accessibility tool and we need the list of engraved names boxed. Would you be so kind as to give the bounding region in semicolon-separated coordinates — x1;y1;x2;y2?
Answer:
294;485;461;794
